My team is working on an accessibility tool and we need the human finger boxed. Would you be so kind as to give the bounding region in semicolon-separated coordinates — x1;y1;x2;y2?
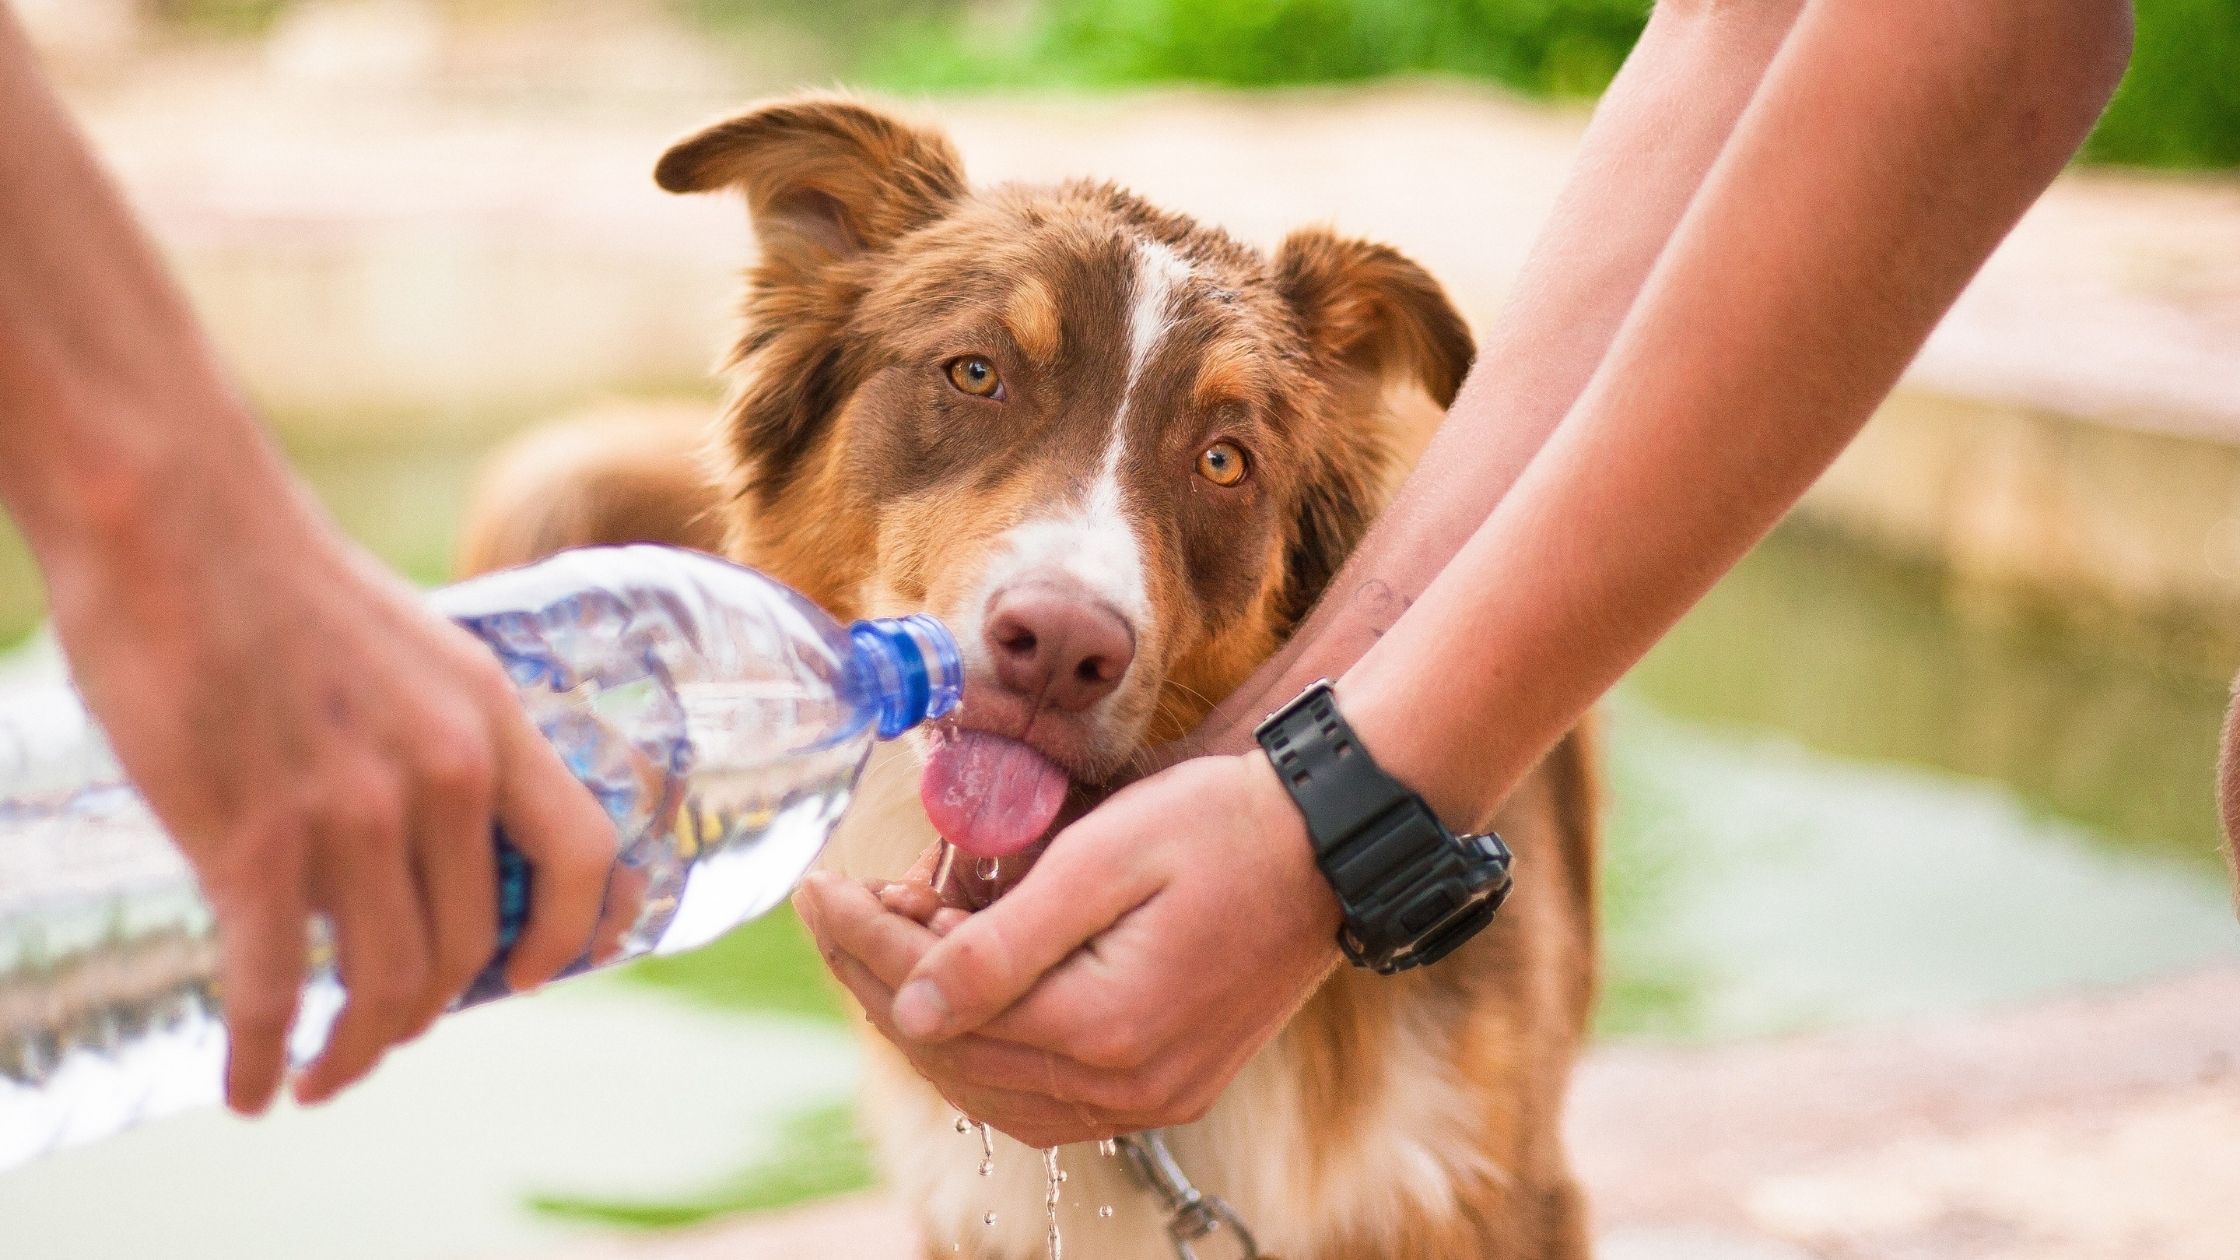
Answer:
587;863;647;965
208;860;310;1116
878;880;944;924
800;871;939;989
824;953;1102;1142
296;790;430;1104
893;822;1156;1042
489;701;618;991
402;714;499;1032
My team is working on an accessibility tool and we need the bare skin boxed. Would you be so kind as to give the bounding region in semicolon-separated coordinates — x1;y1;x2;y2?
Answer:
801;0;2137;1148
0;8;626;1113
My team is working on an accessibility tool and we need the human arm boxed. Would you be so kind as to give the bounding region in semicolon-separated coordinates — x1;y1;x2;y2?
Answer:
1190;0;1816;758
802;0;2136;1148
0;8;623;1111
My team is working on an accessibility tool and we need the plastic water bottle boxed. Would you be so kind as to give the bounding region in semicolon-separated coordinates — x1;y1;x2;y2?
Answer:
0;545;961;1172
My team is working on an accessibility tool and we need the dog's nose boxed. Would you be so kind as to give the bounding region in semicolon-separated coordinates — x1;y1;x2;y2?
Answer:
983;582;1135;712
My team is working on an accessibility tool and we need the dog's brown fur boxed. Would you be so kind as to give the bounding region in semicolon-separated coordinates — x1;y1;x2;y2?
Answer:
454;405;726;577
458;95;1597;1260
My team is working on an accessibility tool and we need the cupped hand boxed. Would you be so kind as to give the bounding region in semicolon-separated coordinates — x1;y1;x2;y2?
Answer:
795;751;1340;1148
45;470;625;1114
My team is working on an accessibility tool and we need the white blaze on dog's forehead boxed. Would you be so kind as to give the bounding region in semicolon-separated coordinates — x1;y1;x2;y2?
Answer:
1078;239;1194;590
1124;239;1193;392
966;239;1191;654
1087;238;1193;516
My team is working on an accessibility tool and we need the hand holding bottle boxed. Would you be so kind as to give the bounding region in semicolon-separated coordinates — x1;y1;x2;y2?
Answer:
41;472;624;1114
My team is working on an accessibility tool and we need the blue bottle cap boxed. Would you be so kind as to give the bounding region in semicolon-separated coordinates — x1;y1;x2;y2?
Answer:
849;615;964;739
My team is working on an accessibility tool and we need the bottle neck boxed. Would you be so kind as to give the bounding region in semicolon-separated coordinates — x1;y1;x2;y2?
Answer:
849;615;964;739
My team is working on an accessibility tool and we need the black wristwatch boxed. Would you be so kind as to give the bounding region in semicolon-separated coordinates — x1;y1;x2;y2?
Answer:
1254;679;1512;975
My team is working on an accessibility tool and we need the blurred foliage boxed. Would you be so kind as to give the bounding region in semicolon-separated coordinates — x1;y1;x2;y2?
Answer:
847;0;2240;169
857;0;1644;98
528;1099;873;1226
2087;0;2240;168
149;0;293;36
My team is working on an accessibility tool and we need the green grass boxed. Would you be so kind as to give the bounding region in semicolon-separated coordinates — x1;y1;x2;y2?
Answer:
528;1100;874;1228
612;905;848;1023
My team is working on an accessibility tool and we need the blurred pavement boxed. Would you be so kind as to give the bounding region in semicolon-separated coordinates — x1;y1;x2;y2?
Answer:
518;967;2240;1260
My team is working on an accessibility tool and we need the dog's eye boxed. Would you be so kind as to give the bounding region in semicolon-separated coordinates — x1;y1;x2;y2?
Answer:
944;356;1003;399
1197;441;1249;487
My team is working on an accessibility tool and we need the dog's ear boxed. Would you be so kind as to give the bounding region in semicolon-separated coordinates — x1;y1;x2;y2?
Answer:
1273;228;1474;408
654;98;964;512
1271;230;1473;628
654;96;966;274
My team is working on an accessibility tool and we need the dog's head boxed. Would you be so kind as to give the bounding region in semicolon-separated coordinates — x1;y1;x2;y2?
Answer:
660;96;1471;858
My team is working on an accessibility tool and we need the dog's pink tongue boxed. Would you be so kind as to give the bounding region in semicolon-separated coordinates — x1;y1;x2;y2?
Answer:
920;731;1070;859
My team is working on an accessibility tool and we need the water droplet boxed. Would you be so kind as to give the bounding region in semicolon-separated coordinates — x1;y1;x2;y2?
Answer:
983;1211;997;1226
1098;1206;1114;1219
954;1115;971;1134
979;1158;995;1177
977;1121;995;1174
1096;1138;1117;1158
1056;1170;1068;1182
976;856;1001;882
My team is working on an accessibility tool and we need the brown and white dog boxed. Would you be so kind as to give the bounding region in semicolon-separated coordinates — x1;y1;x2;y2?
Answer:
458;96;1599;1260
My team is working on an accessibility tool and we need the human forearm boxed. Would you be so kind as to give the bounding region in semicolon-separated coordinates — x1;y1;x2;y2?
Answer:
0;7;285;570
1191;0;1808;751
1342;0;2134;827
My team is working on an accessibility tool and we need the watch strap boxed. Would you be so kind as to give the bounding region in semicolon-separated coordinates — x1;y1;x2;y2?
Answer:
1254;679;1417;866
